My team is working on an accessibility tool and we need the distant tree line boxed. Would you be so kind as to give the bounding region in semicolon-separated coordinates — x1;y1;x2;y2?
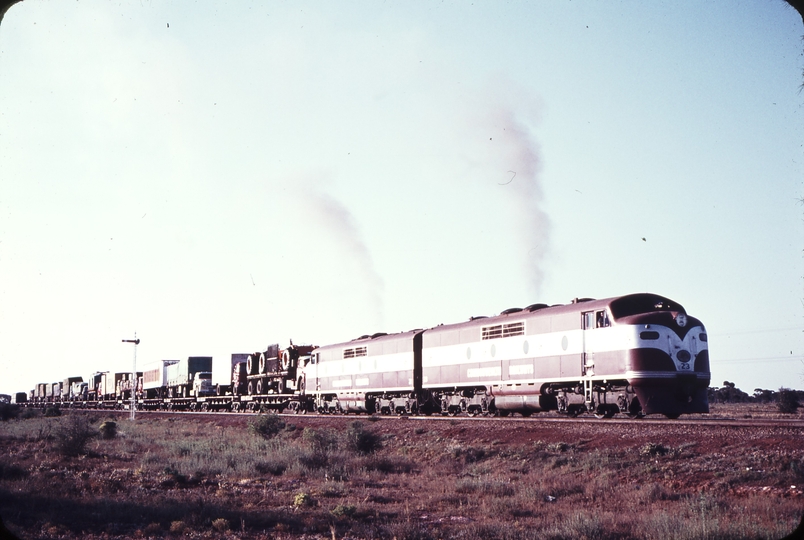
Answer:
708;382;802;413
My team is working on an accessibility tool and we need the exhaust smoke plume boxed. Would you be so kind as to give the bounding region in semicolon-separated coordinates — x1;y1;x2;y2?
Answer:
471;97;551;296
303;184;385;328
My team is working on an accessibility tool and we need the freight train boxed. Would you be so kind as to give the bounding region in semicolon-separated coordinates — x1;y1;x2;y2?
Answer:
16;293;710;419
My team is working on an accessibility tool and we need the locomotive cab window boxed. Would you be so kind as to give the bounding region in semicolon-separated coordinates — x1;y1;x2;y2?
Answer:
582;311;610;329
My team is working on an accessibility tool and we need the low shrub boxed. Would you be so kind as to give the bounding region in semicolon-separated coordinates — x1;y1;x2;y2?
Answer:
211;518;229;532
547;442;571;453
0;403;20;421
344;421;382;455
99;421;117;439
248;413;285;440
293;492;315;508
55;415;97;457
255;459;287;476
640;443;669;457
298;450;330;470
364;456;414;474
43;406;61;417
451;445;487;465
169;520;187;534
19;407;40;420
330;504;357;518
303;427;338;453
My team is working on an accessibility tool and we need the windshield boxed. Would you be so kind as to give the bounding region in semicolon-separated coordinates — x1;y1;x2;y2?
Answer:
609;294;685;320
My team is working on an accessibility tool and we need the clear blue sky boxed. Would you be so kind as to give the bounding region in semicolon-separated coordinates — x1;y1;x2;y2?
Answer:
1;1;802;396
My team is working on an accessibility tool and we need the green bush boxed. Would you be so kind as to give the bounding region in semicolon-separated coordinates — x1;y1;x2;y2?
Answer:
55;415;97;457
293;492;315;507
99;421;117;439
344;421;381;455
330;504;357;518
248;413;285;439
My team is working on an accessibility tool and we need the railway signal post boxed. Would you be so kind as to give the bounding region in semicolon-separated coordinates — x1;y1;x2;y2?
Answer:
122;335;140;421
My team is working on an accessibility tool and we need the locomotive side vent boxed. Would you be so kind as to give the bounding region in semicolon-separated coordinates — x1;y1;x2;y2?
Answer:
343;346;367;359
482;322;525;340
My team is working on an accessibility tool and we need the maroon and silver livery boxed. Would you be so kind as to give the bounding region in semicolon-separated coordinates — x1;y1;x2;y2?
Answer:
302;293;710;418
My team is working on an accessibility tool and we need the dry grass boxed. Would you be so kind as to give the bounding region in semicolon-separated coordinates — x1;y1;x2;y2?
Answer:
0;407;801;539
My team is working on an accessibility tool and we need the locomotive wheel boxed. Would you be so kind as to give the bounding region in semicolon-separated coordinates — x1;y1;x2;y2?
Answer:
247;381;255;395
627;397;643;418
664;413;680;420
567;404;584;417
520;411;532;418
594;405;617;419
256;379;264;395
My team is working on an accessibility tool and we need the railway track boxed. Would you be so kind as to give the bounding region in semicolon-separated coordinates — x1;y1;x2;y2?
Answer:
86;407;804;429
